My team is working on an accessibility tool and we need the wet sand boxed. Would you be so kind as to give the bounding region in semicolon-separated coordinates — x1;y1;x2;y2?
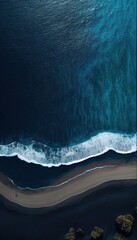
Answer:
0;161;136;208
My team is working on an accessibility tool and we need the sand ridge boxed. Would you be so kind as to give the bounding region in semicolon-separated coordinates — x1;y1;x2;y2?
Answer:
0;162;136;208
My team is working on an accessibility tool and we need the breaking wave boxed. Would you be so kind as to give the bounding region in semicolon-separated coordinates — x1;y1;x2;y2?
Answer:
0;132;136;167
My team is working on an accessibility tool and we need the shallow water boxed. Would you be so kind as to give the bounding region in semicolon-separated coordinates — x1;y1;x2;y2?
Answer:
0;151;136;188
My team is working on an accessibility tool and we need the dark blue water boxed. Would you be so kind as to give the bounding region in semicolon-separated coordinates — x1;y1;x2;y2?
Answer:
0;0;136;166
0;151;136;188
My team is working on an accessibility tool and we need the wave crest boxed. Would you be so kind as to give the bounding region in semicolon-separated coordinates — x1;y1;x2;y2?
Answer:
0;132;136;167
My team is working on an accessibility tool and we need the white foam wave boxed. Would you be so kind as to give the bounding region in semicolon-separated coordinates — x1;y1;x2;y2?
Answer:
0;132;136;167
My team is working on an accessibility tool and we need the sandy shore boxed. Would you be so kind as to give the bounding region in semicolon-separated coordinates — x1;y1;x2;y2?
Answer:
0;162;136;208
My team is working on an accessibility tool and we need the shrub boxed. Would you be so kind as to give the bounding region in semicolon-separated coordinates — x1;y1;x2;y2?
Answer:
116;214;134;234
113;233;123;240
90;226;104;239
64;227;75;240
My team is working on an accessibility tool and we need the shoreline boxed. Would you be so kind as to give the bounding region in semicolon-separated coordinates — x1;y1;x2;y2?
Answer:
1;179;137;240
0;150;136;189
0;133;136;167
0;161;136;208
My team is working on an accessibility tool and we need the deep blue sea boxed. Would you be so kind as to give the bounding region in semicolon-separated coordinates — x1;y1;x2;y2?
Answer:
0;0;136;167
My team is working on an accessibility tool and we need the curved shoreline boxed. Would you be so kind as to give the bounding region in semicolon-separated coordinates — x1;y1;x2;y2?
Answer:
0;132;136;167
0;161;136;208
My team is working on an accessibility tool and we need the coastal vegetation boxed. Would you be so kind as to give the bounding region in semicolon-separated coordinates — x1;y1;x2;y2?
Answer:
64;208;137;240
113;233;124;240
90;226;104;239
64;227;84;240
115;214;134;234
64;226;104;240
64;227;75;240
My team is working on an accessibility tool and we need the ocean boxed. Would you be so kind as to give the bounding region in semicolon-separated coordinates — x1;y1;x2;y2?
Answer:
0;0;136;167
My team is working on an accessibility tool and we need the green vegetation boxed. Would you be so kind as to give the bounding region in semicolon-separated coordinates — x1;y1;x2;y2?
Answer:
113;233;123;240
64;208;136;240
65;227;75;240
90;226;104;239
64;227;85;240
115;214;134;234
113;233;129;240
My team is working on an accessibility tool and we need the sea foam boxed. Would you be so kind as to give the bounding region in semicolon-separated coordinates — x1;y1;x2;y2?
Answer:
0;132;136;167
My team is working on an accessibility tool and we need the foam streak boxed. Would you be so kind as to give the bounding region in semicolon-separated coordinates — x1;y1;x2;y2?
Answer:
0;132;136;167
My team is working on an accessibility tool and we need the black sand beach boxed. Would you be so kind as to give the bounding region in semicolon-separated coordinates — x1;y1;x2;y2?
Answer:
0;1;136;239
0;179;137;240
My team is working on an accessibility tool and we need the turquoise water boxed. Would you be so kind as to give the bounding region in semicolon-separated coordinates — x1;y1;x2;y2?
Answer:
0;0;136;166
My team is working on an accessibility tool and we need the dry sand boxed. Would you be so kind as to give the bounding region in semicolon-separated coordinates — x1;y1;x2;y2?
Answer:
0;162;136;208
